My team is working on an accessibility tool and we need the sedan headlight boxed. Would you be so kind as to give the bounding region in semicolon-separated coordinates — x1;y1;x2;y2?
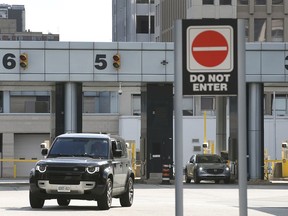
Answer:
225;167;230;172
86;166;100;174
36;164;47;173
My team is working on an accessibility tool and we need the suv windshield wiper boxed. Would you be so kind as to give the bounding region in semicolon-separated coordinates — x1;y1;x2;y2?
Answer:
72;153;94;158
48;153;72;158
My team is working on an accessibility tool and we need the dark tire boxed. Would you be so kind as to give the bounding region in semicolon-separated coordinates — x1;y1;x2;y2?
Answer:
29;191;44;209
185;170;191;183
57;198;70;206
194;171;200;184
120;177;134;207
215;180;220;184
98;178;113;210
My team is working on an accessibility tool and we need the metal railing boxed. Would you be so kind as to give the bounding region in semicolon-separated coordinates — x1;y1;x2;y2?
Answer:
0;158;38;178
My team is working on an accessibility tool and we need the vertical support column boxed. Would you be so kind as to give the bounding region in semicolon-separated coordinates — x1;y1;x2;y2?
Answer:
216;96;227;155
3;91;10;113
65;82;78;133
248;83;263;179
55;83;65;137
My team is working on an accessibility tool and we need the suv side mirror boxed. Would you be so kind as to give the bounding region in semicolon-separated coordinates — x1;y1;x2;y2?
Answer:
41;148;48;156
113;149;122;158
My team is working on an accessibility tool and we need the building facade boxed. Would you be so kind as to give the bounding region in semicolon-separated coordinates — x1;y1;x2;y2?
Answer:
112;0;155;42
0;4;59;41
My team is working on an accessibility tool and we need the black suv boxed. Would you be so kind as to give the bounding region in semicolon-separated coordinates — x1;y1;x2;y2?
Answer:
29;133;134;210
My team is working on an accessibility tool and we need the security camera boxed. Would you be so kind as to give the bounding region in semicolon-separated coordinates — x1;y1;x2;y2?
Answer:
118;89;123;95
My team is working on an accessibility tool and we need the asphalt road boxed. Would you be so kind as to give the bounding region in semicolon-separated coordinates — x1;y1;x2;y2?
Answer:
1;182;288;216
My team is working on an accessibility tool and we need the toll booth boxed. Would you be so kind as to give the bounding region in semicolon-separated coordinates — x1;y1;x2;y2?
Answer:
140;83;173;180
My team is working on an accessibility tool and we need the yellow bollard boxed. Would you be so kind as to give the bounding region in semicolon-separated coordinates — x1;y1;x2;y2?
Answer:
13;164;16;178
282;159;288;177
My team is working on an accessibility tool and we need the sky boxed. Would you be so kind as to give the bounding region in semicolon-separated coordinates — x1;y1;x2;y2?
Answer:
3;0;112;42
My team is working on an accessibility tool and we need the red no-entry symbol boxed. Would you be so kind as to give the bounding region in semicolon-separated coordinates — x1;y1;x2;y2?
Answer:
186;26;233;73
192;30;228;67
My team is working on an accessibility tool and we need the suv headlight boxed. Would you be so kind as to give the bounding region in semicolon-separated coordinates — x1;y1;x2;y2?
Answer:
86;166;100;174
198;166;204;173
36;164;47;173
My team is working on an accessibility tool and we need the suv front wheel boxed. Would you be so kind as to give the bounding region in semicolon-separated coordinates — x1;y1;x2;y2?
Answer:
120;177;134;207
97;178;113;210
29;191;44;208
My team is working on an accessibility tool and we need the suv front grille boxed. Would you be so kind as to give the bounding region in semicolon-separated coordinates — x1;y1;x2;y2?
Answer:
206;169;223;174
47;166;85;172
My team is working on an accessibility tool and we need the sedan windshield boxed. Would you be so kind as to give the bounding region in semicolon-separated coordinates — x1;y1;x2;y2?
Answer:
48;137;109;159
196;155;223;163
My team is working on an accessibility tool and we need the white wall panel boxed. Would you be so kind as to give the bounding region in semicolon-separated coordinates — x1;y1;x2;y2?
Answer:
45;50;69;73
70;50;94;73
0;41;288;83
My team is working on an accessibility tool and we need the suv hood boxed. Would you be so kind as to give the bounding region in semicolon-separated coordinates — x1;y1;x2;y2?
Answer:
37;157;109;166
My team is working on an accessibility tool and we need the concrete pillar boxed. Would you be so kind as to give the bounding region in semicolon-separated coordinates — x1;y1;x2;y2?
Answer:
248;83;263;180
216;96;227;155
65;82;78;133
3;91;10;113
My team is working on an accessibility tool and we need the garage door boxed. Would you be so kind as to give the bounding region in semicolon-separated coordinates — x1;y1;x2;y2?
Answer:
14;134;50;177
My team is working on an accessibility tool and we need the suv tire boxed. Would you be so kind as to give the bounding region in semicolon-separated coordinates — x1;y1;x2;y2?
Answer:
98;178;113;210
120;177;134;207
29;191;44;208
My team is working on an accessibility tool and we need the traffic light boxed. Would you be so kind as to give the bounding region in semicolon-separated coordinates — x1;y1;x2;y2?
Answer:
113;54;120;69
20;53;28;69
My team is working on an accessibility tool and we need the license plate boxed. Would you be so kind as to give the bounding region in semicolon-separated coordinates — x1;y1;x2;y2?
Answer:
57;185;71;192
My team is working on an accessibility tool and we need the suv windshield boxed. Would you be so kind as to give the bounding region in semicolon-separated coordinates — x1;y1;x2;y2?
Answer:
196;155;223;163
48;137;109;159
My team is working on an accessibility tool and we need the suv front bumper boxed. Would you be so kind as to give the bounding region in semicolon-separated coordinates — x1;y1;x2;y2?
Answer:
30;180;106;200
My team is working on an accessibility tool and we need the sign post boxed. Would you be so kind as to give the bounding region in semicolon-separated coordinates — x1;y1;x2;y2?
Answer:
174;19;246;215
237;19;247;216
174;19;184;216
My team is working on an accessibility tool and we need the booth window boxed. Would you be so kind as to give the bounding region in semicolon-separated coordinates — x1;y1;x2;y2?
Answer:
83;91;118;114
273;94;288;116
132;94;141;116
183;96;193;116
203;0;214;4
10;91;50;113
220;0;231;5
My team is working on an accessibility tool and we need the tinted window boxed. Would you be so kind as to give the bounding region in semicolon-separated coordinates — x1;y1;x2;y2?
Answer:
48;137;109;158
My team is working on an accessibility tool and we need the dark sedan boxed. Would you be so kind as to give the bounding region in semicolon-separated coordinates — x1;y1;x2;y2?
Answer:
185;154;230;184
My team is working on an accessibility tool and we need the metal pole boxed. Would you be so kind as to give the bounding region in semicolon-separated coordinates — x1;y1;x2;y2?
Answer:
238;19;248;216
174;19;183;216
65;82;77;133
273;91;277;159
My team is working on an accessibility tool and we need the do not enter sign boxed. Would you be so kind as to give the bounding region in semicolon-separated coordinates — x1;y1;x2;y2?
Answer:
192;30;228;67
187;26;233;73
182;19;238;96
